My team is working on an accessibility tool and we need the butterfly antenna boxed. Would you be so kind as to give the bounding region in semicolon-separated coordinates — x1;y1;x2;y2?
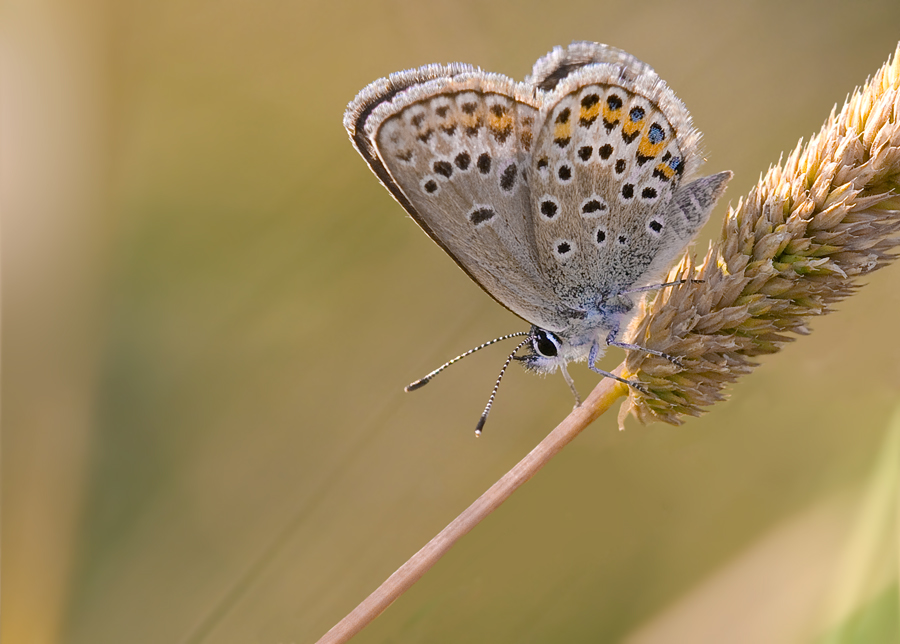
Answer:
405;332;529;392
474;337;531;437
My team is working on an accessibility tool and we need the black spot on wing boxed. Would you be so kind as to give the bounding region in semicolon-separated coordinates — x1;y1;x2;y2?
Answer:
469;207;495;225
477;153;491;174
499;163;517;191
433;160;452;178
540;199;558;218
582;199;606;214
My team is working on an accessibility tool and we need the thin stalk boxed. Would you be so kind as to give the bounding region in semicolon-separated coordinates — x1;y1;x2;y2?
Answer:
315;373;629;644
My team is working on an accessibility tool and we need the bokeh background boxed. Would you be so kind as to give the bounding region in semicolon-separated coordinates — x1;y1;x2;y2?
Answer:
5;0;900;642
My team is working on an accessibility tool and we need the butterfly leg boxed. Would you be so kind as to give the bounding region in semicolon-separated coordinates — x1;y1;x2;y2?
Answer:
559;364;582;407
588;342;648;394
617;279;705;297
605;329;684;368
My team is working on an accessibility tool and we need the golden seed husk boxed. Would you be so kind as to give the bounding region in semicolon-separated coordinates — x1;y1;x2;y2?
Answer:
621;44;900;426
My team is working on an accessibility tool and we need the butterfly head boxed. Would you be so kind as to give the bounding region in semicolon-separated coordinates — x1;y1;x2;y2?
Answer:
518;326;596;374
518;289;639;373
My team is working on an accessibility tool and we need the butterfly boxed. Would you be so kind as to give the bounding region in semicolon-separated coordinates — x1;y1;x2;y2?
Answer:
344;42;731;432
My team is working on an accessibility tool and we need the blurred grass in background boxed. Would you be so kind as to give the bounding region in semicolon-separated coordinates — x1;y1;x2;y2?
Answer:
3;0;900;642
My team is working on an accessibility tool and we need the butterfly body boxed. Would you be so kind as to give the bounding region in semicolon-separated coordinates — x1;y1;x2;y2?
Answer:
345;42;730;388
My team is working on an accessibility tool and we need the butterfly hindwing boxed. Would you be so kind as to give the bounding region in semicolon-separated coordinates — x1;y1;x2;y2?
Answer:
527;54;709;309
527;41;655;92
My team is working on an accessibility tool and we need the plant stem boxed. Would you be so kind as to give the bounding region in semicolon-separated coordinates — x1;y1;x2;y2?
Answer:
315;370;629;644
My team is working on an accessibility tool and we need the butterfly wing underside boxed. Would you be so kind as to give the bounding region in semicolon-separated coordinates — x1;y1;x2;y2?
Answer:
526;50;725;310
527;41;656;92
345;69;569;331
345;45;731;336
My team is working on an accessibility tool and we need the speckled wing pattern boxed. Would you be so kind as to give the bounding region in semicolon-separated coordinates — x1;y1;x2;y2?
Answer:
344;43;717;332
526;45;705;310
345;64;574;330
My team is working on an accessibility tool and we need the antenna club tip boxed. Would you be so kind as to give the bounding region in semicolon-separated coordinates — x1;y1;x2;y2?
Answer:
405;377;430;392
475;417;487;436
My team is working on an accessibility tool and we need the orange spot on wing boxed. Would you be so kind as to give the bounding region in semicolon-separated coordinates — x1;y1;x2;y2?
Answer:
490;111;512;129
655;161;676;179
554;120;572;141
580;103;600;124
622;119;642;139
603;104;622;125
638;135;665;159
489;112;513;143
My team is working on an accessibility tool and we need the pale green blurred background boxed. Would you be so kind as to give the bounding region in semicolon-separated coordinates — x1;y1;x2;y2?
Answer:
4;0;900;642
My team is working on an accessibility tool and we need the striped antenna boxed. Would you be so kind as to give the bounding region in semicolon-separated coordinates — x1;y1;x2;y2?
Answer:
474;337;531;437
405;332;530;392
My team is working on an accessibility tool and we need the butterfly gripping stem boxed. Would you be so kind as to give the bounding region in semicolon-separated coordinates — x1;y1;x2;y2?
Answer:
587;342;648;394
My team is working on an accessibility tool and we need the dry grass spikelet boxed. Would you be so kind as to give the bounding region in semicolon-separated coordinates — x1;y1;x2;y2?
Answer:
621;43;900;426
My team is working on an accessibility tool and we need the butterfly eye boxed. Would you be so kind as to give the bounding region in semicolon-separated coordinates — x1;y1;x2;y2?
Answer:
533;329;559;357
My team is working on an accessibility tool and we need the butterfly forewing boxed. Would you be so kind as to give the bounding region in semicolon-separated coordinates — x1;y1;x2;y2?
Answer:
347;71;570;330
345;65;479;217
